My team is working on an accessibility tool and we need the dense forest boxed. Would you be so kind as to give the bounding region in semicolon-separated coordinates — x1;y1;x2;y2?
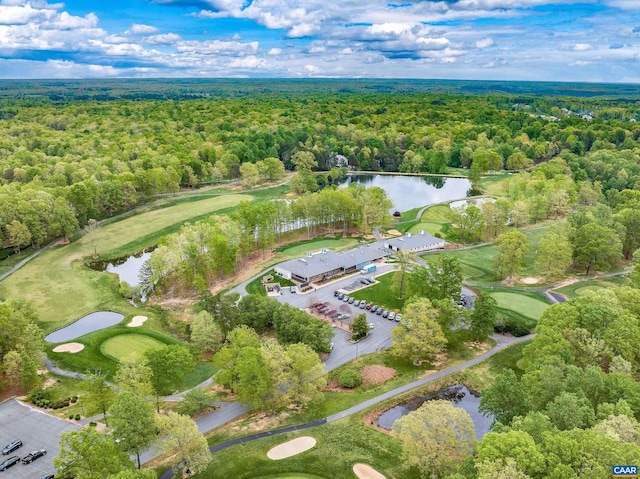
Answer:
1;80;639;254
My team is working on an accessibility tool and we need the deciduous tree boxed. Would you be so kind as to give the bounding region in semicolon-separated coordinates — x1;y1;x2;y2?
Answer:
494;230;529;282
155;412;211;476
392;298;447;364
145;345;196;412
351;313;369;340
470;291;497;342
108;391;156;468
84;368;116;427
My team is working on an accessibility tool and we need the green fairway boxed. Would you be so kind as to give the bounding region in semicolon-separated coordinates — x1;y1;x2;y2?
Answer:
553;275;628;299
201;418;418;479
100;334;165;361
408;204;451;237
489;291;550;320
424;226;548;284
0;194;252;330
279;238;360;256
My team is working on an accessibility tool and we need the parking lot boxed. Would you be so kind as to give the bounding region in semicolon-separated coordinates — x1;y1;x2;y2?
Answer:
0;399;81;479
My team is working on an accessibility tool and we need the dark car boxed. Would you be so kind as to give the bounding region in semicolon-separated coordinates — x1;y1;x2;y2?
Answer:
333;290;340;297
371;305;378;313
382;310;389;318
22;449;46;464
0;456;20;471
366;278;375;284
360;279;369;285
38;474;55;479
2;440;22;455
365;303;372;310
376;308;383;315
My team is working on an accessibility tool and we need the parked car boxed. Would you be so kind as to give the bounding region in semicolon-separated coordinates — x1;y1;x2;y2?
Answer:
337;293;344;300
369;323;375;329
395;313;403;322
359;302;366;309
334;290;340;296
366;278;375;284
382;310;389;318
348;297;355;304
370;305;378;313
343;295;350;302
38;475;55;479
21;449;46;464
376;308;383;315
388;312;396;321
0;456;19;471
360;279;369;285
365;303;372;310
290;286;296;293
2;440;22;455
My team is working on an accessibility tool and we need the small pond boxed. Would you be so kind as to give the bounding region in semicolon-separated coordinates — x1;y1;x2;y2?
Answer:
92;250;152;287
376;384;493;440
337;174;471;212
45;311;125;343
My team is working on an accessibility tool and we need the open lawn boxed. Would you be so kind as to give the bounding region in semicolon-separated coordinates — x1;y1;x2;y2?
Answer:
0;194;252;329
279;237;360;256
350;273;404;312
425;226;548;284
552;275;628;300
408;204;451;238
100;334;166;361
201;418;416;479
246;269;296;296
488;291;550;321
478;173;512;197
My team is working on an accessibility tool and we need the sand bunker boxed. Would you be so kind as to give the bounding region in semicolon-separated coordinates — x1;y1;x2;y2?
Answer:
52;342;85;353
267;436;316;460
127;315;148;327
353;463;387;479
521;277;540;284
386;229;402;236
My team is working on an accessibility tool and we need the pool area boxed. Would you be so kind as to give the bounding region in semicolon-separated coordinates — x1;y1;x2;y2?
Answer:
45;311;125;343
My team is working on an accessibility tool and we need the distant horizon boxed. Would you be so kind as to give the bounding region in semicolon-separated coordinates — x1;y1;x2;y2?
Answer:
1;1;640;82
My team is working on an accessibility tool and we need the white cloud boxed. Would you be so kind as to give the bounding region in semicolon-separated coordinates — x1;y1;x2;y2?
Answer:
304;64;321;74
127;23;158;35
176;39;259;55
228;55;265;68
573;43;593;51
267;47;282;55
0;3;55;25
144;33;181;45
475;37;495;48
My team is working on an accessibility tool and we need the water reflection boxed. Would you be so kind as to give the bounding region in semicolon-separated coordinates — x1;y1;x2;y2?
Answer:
376;384;493;439
46;311;125;343
337;174;471;212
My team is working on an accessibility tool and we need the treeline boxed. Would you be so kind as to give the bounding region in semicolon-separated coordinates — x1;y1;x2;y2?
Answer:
464;284;640;478
2;91;640;251
145;184;391;293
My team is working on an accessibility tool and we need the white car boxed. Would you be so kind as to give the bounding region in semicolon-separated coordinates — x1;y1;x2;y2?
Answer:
388;312;396;321
395;313;402;322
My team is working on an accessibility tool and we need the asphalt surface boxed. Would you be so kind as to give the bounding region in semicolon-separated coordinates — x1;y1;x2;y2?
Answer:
0;399;81;479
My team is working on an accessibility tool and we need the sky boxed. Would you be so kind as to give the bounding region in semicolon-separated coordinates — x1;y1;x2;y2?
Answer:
0;0;639;82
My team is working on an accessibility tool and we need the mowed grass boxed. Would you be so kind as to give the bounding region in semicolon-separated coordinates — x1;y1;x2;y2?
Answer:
100;334;165;361
488;291;550;320
350;272;404;311
552;275;628;299
201;418;418;479
0;194;251;330
279;237;360;256
409;204;451;237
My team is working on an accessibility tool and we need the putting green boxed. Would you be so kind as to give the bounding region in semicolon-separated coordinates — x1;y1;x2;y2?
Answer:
489;292;550;320
574;285;604;296
101;334;165;361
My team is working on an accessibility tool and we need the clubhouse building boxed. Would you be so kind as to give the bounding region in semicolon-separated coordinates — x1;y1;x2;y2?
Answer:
275;231;446;284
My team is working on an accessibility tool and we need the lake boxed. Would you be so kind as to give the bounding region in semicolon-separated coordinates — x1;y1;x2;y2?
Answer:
376;384;493;440
337;174;471;212
45;311;125;343
91;250;152;287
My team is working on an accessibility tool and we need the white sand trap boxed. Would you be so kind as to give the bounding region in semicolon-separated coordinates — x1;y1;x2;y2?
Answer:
353;463;387;479
52;342;85;353
267;436;316;460
127;315;148;327
521;277;539;284
386;229;402;236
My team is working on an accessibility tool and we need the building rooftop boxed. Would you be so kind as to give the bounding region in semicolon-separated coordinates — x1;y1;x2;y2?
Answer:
385;231;443;250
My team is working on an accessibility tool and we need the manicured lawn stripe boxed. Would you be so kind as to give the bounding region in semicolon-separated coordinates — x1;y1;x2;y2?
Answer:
488;291;550;320
100;334;165;361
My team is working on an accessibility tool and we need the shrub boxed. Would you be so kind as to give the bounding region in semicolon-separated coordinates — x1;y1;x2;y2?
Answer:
434;232;443;239
74;414;81;421
70;396;78;403
89;422;97;427
69;414;74;420
339;369;361;388
28;388;51;404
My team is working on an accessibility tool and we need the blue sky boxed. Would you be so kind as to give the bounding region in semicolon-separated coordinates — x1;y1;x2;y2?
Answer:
0;0;639;81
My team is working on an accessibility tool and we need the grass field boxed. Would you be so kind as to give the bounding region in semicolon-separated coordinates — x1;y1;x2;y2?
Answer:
278;237;360;256
478;173;512;197
408;204;451;238
424;226;548;284
0;194;252;330
350;272;404;311
488;291;550;320
100;334;166;361
246;269;296;296
552;275;628;299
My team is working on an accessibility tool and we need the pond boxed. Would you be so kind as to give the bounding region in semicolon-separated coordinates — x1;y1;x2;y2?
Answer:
45;311;125;343
92;250;152;287
376;384;493;440
337;174;471;212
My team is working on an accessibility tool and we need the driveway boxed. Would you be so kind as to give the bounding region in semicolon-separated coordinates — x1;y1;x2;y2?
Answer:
0;399;81;479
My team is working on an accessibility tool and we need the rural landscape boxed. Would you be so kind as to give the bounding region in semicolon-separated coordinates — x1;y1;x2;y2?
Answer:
1;77;640;479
